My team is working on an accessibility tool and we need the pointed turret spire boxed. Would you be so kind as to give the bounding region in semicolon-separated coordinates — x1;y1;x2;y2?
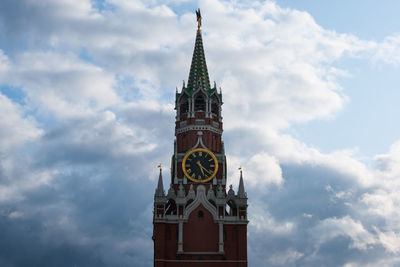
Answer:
155;164;165;197
187;9;211;92
238;167;246;198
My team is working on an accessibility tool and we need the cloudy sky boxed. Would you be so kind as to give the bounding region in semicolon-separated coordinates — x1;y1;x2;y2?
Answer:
1;0;400;266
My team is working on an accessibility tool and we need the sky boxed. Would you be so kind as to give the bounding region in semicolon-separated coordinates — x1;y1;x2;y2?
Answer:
0;0;400;266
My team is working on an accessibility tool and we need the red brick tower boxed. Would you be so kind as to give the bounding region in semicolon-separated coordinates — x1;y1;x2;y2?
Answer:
153;9;248;267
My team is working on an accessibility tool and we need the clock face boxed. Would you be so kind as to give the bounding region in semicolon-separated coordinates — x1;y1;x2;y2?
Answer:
182;148;218;183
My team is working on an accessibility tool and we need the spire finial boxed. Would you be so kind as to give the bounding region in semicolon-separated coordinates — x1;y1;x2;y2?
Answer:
196;8;202;30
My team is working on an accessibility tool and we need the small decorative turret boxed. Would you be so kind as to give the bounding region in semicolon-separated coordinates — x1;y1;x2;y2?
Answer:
167;184;176;199
177;183;185;198
187;184;196;199
228;184;235;197
207;184;215;201
154;164;167;219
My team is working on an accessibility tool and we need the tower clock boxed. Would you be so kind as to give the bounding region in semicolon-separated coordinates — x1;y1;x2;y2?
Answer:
182;148;218;183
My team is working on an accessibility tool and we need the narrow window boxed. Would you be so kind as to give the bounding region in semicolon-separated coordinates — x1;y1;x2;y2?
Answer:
198;210;204;218
195;95;205;111
211;101;219;115
180;100;189;114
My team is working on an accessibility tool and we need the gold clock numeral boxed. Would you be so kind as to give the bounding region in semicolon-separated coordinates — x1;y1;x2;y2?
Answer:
209;158;213;162
185;164;190;167
187;158;192;162
192;153;196;158
187;169;191;173
191;173;195;178
210;164;215;167
198;175;202;180
199;152;202;156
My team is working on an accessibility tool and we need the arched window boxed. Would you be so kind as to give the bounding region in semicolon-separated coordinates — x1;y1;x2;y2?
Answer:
180;96;189;114
195;94;205;111
211;95;219;115
198;210;204;218
165;199;177;215
226;200;237;216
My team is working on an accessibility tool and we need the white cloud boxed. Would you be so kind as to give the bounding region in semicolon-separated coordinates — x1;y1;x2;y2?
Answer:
0;93;42;152
376;228;400;254
267;249;304;265
0;49;9;75
313;216;377;250
373;33;400;65
250;202;295;235
8;52;119;118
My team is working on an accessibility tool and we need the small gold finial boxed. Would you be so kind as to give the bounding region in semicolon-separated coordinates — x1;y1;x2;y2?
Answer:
157;163;162;171
238;166;243;174
196;8;202;30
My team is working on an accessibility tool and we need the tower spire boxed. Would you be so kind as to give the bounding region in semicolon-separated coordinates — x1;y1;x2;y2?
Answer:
238;167;246;198
187;9;211;92
155;164;165;197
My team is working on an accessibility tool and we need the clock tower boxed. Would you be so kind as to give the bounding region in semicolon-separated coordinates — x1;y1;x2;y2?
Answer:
153;9;248;267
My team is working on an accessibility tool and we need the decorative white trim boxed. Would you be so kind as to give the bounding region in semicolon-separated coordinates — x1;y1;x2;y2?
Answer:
218;223;224;253
195;119;205;125
184;131;208;152
176;124;222;135
184;185;218;220
178;221;183;252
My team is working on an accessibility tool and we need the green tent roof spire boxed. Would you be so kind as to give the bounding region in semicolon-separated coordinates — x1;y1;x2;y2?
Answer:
187;18;211;92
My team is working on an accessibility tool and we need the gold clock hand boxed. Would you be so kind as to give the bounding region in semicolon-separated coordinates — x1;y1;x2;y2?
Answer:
202;167;213;175
196;161;205;175
197;162;213;175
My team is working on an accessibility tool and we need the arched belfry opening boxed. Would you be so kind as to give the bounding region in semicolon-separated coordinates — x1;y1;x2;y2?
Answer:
226;199;238;216
194;93;205;112
179;94;189;119
180;96;189;114
211;94;219;117
165;199;177;215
